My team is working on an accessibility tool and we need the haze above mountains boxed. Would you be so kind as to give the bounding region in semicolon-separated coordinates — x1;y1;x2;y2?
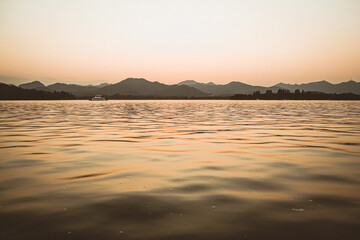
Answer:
7;78;360;97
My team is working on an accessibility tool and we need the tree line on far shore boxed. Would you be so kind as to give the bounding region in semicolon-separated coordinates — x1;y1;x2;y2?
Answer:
230;89;360;100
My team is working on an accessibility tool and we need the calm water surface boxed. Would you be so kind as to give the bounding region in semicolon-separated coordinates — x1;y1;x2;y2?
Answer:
0;100;360;240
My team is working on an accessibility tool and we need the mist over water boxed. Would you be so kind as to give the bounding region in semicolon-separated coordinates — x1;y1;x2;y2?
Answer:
0;100;359;240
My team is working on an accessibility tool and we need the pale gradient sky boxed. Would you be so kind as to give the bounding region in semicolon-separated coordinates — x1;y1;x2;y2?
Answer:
0;0;359;86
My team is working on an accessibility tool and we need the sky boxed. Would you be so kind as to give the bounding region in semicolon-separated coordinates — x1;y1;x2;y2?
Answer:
0;0;359;86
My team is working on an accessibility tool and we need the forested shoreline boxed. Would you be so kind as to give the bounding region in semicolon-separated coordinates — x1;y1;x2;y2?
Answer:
1;83;359;100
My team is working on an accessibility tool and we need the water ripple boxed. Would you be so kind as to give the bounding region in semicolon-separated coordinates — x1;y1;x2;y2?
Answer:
0;100;359;240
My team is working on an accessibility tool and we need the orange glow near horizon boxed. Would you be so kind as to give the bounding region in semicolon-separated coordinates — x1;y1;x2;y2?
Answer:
0;0;359;86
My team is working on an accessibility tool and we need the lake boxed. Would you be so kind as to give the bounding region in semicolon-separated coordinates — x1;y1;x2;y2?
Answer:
0;100;359;240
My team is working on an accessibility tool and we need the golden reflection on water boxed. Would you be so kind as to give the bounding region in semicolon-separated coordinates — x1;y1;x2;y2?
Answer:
0;100;360;240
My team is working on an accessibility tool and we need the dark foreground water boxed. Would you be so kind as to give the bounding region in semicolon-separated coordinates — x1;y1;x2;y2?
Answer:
0;100;360;240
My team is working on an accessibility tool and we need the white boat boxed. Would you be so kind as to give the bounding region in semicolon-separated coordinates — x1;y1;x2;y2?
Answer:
90;95;107;101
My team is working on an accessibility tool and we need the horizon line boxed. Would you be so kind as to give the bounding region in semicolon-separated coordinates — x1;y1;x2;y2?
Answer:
0;75;357;88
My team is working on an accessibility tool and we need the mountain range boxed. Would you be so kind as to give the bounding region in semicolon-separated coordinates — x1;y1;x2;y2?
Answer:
18;81;110;96
16;78;207;97
177;80;281;95
274;80;360;94
3;78;360;97
0;82;74;100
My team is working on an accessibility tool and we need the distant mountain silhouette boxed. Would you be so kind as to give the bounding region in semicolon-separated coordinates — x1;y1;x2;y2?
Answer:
6;77;360;98
19;80;45;89
14;79;207;97
17;81;111;96
178;80;216;86
0;75;38;86
178;80;199;85
177;80;279;95
98;78;208;97
274;80;360;94
97;83;110;88
19;81;52;92
0;83;75;100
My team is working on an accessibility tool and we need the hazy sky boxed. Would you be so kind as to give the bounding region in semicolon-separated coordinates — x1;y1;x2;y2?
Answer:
0;0;359;86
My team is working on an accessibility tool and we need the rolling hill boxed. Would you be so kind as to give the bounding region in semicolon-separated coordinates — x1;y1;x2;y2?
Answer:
98;78;208;97
273;80;360;94
178;80;280;95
